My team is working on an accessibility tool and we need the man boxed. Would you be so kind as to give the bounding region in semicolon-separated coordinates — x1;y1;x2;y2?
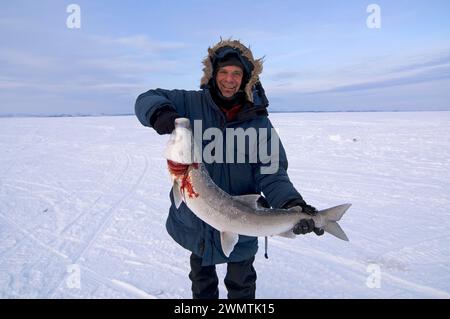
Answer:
135;39;323;299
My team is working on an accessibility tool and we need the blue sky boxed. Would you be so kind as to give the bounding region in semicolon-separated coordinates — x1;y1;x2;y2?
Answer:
1;0;449;115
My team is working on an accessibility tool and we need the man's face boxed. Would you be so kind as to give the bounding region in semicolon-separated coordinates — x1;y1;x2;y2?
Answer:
215;65;244;98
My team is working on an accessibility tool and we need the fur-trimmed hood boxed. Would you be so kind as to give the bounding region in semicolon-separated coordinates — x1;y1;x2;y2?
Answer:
200;39;264;103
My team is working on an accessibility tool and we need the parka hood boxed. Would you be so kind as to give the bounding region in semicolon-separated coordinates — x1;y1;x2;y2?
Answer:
200;39;264;103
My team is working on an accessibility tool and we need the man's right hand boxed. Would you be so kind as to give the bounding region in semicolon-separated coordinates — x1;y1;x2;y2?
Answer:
151;107;180;135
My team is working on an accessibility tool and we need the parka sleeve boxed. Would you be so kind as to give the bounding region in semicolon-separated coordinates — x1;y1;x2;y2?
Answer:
134;88;189;128
252;118;303;208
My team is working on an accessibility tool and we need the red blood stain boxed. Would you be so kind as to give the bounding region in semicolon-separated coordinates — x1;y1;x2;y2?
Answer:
167;160;199;198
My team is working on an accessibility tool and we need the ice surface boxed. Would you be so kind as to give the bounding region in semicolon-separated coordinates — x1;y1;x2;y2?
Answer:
0;112;449;298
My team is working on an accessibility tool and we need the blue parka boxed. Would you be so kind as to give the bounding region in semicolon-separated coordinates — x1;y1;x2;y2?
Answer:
135;40;302;266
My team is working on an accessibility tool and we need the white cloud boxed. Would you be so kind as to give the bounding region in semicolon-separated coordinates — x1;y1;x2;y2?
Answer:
0;49;58;69
78;55;179;74
265;48;450;95
91;34;188;54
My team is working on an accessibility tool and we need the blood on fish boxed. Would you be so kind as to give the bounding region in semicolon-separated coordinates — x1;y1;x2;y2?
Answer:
180;174;199;198
167;160;199;198
167;159;189;176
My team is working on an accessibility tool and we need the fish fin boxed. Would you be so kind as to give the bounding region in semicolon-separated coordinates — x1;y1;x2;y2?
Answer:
232;194;269;210
319;203;351;222
323;221;349;241
220;232;239;257
319;203;351;241
278;230;296;238
172;181;183;209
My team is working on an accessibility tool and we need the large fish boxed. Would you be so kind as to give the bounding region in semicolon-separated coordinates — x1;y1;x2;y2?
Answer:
165;118;351;257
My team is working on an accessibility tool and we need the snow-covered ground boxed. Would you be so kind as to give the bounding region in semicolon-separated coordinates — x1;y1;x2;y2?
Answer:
0;112;449;299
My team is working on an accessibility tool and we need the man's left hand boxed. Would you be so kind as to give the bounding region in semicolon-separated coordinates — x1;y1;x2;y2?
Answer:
282;198;325;236
293;219;325;235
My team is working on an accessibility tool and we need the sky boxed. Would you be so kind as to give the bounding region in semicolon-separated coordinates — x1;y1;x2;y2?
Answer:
0;0;449;115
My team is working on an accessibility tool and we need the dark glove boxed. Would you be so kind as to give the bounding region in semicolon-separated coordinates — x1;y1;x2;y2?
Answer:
293;219;315;235
150;106;180;135
283;198;324;236
283;198;318;215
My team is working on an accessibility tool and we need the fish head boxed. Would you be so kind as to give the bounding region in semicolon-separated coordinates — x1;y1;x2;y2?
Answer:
165;118;200;182
165;118;195;165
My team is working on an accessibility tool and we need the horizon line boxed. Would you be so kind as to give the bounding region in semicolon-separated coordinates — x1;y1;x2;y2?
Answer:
1;109;450;119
